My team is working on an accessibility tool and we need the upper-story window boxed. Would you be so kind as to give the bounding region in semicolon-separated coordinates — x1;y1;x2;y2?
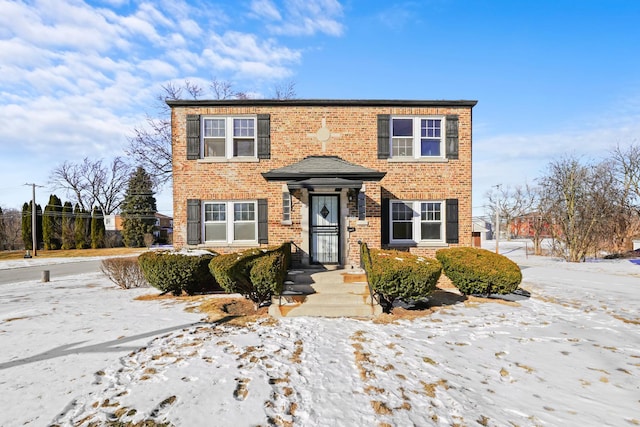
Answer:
202;116;256;159
391;117;443;158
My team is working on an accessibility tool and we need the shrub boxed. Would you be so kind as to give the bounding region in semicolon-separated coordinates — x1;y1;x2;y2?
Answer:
138;250;218;296
361;244;441;312
209;243;291;309
100;256;148;289
436;247;522;296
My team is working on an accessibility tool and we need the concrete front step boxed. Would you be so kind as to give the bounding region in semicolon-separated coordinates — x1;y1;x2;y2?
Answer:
270;267;382;318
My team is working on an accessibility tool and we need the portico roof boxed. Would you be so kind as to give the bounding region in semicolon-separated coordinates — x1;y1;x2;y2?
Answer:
262;156;386;181
262;156;385;191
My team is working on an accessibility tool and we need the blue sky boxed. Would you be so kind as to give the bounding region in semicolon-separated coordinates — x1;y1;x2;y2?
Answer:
1;0;640;218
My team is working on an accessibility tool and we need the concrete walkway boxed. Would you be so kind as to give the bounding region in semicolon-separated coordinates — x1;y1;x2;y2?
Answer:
268;267;383;318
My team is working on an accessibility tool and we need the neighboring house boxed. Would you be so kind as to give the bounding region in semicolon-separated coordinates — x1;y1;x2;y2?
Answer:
510;212;554;239
103;213;173;244
154;212;174;243
103;214;123;232
168;99;476;267
472;217;491;247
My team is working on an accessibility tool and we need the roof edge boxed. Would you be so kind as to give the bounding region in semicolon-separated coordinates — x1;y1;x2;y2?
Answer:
166;99;478;108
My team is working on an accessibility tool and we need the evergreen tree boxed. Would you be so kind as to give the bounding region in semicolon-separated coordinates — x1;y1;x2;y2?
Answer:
91;206;105;249
21;202;31;250
36;203;43;249
74;204;90;249
121;167;157;247
61;201;75;250
0;206;5;250
43;194;63;250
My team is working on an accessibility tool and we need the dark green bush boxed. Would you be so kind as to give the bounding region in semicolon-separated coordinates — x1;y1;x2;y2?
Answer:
436;247;522;295
138;250;218;296
361;244;441;312
209;243;291;309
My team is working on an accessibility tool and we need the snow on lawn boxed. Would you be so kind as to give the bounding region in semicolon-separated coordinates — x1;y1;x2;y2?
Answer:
1;242;639;427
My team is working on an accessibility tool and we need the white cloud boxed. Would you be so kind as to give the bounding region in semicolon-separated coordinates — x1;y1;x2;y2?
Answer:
250;0;283;21
204;31;301;78
256;0;344;36
0;0;341;210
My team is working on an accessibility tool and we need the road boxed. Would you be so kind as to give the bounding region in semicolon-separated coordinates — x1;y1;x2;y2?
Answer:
0;260;103;285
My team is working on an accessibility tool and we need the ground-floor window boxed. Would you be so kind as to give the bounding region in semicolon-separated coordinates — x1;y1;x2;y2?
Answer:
203;201;257;243
390;200;444;244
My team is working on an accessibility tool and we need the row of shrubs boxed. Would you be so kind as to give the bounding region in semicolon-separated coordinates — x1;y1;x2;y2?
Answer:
100;244;292;310
361;244;522;312
102;243;519;314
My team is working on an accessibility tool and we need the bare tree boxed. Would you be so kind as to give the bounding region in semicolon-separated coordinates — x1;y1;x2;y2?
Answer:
537;156;618;262
605;142;640;251
273;80;297;100
485;184;535;240
127;78;254;187
0;208;24;250
127;116;173;187
210;78;237;100
48;157;132;215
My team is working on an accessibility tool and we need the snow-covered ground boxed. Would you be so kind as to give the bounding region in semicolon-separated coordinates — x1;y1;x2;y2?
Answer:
0;241;639;426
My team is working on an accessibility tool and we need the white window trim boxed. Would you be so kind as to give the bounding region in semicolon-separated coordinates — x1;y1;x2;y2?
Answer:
282;190;292;225
202;200;258;244
389;200;445;245
201;116;257;160
390;116;446;160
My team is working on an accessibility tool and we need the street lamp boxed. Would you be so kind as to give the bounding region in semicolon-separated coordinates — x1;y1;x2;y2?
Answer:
494;184;501;254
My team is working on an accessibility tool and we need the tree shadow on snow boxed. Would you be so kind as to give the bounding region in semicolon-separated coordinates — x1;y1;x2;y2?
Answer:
0;317;238;370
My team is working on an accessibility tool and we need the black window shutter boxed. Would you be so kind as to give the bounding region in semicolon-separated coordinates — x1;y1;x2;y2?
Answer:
258;198;268;244
257;114;271;159
381;197;389;245
445;115;459;160
187;115;201;160
446;198;459;244
377;115;390;159
187;199;201;244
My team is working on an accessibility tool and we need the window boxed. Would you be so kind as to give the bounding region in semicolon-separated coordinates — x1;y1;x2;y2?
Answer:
203;201;257;243
202;117;256;159
282;192;291;222
390;200;444;243
391;117;444;158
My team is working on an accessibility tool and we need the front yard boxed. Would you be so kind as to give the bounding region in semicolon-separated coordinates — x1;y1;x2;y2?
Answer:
0;244;638;426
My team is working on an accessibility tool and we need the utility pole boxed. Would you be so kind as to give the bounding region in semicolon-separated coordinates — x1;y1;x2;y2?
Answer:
24;183;43;256
494;184;501;254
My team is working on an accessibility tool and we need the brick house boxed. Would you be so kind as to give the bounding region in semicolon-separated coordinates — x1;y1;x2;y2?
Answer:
168;99;476;267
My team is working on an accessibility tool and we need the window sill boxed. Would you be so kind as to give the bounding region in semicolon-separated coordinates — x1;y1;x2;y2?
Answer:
356;220;369;226
197;157;259;163
416;241;448;248
281;220;293;226
387;157;448;163
199;242;260;248
388;241;448;248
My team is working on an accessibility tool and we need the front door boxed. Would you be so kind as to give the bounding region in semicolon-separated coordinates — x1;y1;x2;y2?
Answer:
310;194;340;264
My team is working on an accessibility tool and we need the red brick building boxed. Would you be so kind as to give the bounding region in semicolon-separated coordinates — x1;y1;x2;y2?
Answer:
168;99;476;267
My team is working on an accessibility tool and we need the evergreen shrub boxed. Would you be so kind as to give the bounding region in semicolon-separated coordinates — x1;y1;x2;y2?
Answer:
435;247;522;295
361;243;441;312
209;243;291;309
138;250;218;296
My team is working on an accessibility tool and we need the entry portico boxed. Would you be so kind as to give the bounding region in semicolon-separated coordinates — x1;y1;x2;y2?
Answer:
263;156;385;265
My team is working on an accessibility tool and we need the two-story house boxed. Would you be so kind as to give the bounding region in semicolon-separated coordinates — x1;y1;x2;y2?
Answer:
168;99;476;267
